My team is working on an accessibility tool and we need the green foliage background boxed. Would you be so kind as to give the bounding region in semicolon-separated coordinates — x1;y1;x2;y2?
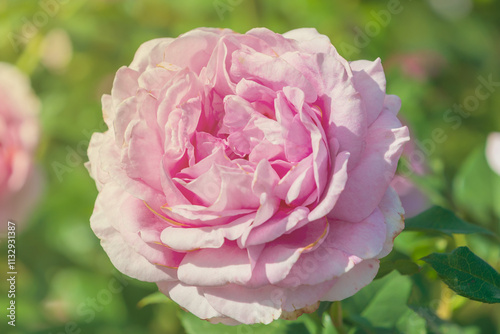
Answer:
0;0;499;333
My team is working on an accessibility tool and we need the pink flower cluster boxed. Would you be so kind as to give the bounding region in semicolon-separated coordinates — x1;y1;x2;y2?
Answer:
87;28;409;324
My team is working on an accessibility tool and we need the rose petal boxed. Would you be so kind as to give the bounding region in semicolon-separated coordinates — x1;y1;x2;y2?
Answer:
203;284;282;324
129;38;173;72
377;186;405;258
157;281;222;319
252;159;281;226
160;213;255;251
330;110;409;222
328;208;386;259
283;28;335;55
279;246;358;287
122;120;163;193
350;58;386;125
282;280;335;312
162;28;229;75
90;183;177;282
322;259;380;301
240;207;310;248
308;150;349;221
177;242;252;286
319;54;367;169
248;218;329;286
231;50;317;103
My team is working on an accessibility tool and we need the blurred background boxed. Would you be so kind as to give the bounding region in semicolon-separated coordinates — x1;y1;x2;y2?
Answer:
0;0;499;333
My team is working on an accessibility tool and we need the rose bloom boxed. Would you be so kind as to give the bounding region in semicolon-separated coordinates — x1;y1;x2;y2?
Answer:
486;132;500;176
87;28;409;325
0;63;41;229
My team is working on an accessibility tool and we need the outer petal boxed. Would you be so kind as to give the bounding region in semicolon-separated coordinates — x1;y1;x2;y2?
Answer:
86;132;110;191
383;94;402;116
97;126;162;204
377;186;405;258
279;246;357;287
111;67;140;109
122;120;164;193
327;208;386;260
162;28;227;75
129;38;173;72
320;54;367;169
283;28;336;55
391;175;430;218
158;281;222;319
330;110;409;222
90;183;176;282
111;194;185;270
203;284;282;324
281;280;335;312
321;259;380;301
246;27;299;54
177;243;252;286
350;58;386;125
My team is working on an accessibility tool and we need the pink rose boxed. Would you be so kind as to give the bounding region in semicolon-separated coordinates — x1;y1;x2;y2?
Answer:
0;63;41;229
87;28;409;325
486;132;500;175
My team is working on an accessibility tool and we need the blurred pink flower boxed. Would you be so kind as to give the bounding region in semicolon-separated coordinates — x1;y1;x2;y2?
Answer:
486;132;500;175
87;28;409;324
387;50;446;82
391;139;431;218
0;63;41;229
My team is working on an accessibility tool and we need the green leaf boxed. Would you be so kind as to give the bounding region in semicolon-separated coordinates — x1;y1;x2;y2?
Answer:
376;259;420;279
435;324;481;334
343;272;413;330
360;273;413;328
316;301;333;317
179;310;309;334
137;291;171;308
408;305;445;333
493;173;500;220
422;246;500;303
395;308;427;334
348;316;399;334
321;313;339;334
394;259;421;276
453;146;499;224
407;305;480;333
376;250;420;279
404;206;494;236
348;315;379;334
